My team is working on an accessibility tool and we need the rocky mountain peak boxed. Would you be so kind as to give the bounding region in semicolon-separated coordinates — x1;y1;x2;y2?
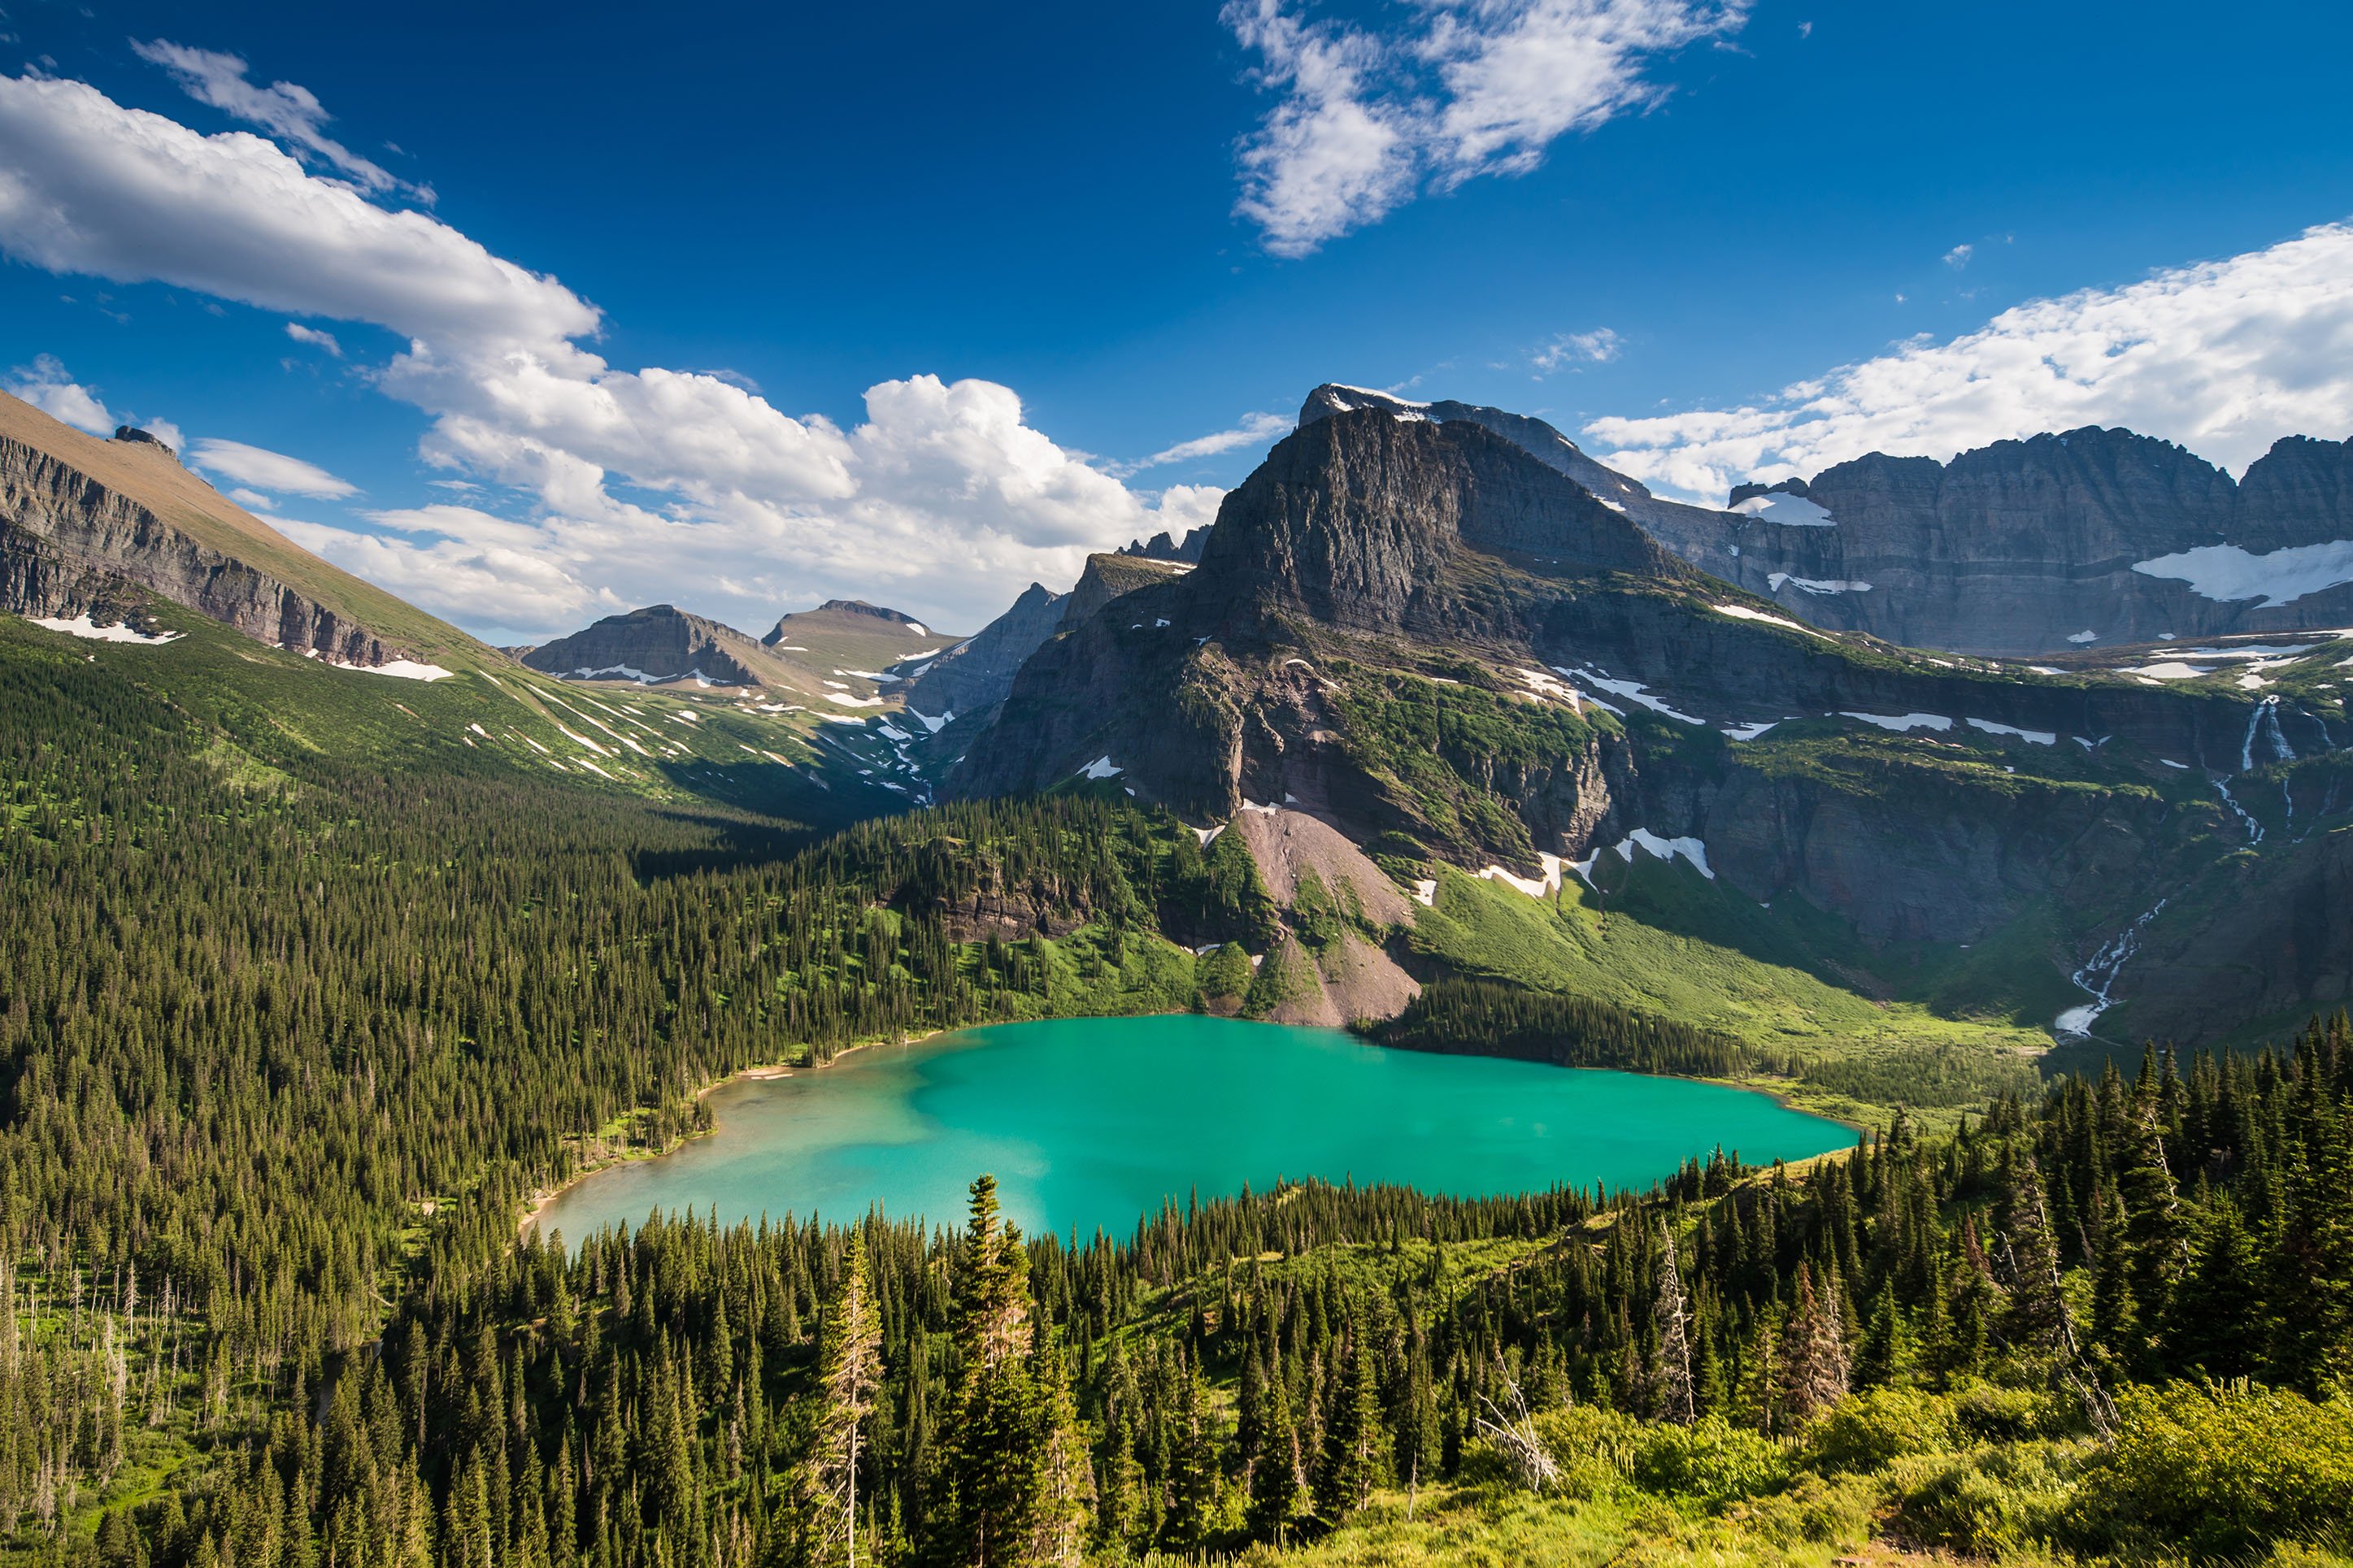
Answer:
110;425;178;461
1193;408;1685;634
520;602;768;686
1118;527;1210;564
807;597;924;626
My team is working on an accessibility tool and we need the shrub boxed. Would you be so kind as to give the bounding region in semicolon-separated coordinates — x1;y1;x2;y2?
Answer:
1889;1442;2083;1557
2070;1382;2353;1559
1951;1379;2077;1444
1631;1418;1792;1508
1805;1386;1959;1473
1529;1404;1642;1500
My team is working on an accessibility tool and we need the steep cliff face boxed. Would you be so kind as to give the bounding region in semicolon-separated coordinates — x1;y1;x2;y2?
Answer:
520;604;777;686
1300;384;2353;656
1722;429;2353;653
900;582;1067;719
0;392;466;667
952;409;2348;1038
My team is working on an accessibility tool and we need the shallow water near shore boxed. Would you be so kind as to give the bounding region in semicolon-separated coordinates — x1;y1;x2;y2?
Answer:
530;1015;1851;1244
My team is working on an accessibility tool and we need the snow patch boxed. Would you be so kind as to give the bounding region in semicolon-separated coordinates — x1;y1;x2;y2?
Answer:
824;693;888;708
1076;755;1123;780
2125;662;2213;681
1554;665;1704;725
1720;720;1781;741
1711;602;1833;638
1964;718;2057;745
328;656;453;681
2133;541;2353;608
1410;878;1437;907
1478;853;1564;898
1767;572;1872;594
27;613;180;645
2066;630;2099;645
1730;493;1835;527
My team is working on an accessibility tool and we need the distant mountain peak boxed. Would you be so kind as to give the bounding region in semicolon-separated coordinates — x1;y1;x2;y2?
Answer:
808;597;925;625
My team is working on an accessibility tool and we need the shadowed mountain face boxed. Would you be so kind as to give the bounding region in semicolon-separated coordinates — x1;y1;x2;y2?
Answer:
952;407;2353;1045
520;604;780;687
900;582;1067;720
1298;385;2353;657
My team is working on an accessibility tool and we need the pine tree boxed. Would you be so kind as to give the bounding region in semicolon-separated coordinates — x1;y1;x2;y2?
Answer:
1313;1331;1386;1523
929;1176;1052;1566
1777;1264;1849;1425
811;1233;884;1567
1246;1357;1303;1543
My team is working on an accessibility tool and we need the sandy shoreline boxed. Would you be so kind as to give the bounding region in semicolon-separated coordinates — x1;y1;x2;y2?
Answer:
515;1031;939;1239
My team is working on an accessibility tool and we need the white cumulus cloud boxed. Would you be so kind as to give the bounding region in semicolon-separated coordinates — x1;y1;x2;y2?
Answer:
187;437;358;498
0;71;1217;636
1585;222;2353;501
3;353;116;433
1226;0;1747;256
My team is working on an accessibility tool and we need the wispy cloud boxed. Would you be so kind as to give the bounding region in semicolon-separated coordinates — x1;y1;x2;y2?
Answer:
1530;327;1621;374
1585;223;2353;500
1942;243;1972;269
284;321;341;355
188;437;358;498
1116;410;1294;475
1226;0;1749;256
130;40;428;201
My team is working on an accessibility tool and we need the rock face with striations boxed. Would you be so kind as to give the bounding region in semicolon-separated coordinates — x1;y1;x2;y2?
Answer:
1716;430;2353;653
0;390;450;667
900;582;1068;720
520;604;771;686
1298;384;2353;656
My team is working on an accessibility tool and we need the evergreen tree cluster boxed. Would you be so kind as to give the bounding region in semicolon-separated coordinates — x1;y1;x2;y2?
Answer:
1371;980;1750;1078
53;1020;2353;1566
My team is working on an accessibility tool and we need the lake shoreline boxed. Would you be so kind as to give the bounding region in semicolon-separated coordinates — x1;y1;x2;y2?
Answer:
519;1014;1859;1246
515;1028;942;1239
517;1015;1876;1240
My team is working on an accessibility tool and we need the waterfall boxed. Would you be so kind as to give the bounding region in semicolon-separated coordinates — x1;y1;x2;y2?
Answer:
2237;696;2294;773
2212;778;2264;844
2055;897;2170;1037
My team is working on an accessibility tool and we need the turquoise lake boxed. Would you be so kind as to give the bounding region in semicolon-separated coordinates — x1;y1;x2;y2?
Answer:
530;1015;1853;1244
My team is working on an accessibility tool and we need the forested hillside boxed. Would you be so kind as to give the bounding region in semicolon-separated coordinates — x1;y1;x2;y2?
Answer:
3;598;2351;1566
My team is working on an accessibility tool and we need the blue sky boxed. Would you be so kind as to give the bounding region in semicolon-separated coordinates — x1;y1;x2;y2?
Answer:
2;0;2350;636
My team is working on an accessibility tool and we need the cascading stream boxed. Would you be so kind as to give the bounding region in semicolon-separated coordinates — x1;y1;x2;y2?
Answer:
2055;897;2170;1037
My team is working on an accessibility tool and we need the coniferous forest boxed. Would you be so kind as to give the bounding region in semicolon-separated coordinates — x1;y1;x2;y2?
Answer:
4;641;2353;1568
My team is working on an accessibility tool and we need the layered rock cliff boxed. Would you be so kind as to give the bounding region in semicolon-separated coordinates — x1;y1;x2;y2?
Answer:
1720;430;2353;653
0;391;456;667
1298;384;2353;656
